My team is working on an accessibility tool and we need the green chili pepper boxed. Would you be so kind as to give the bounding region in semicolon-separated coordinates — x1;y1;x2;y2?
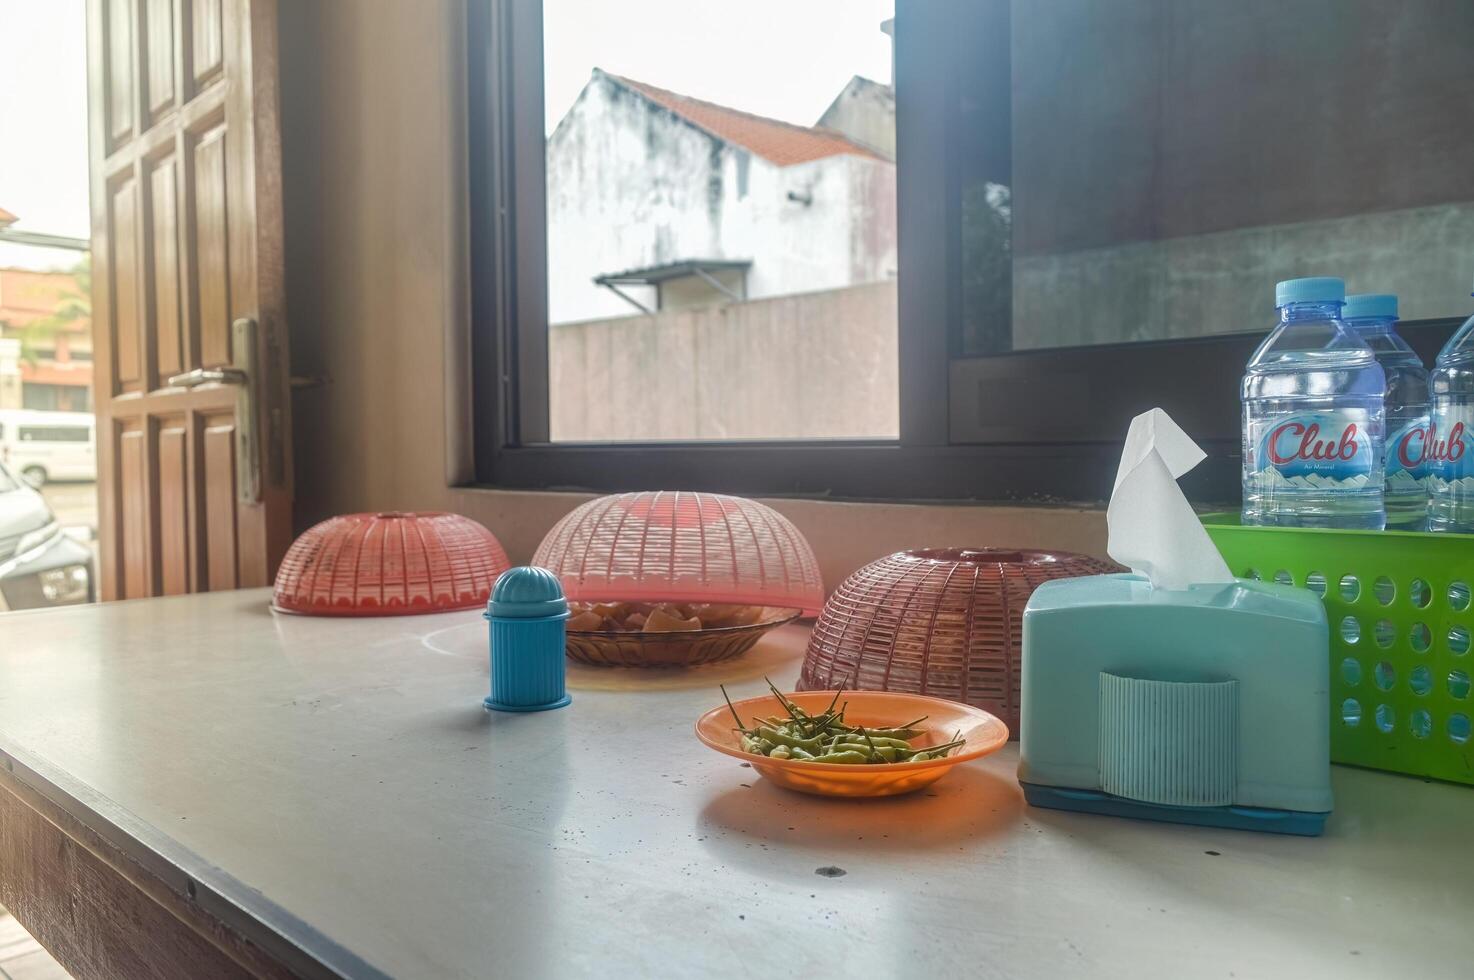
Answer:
867;728;924;740
756;725;824;752
720;684;754;734
850;732;915;750
808;750;869;765
834;743;899;762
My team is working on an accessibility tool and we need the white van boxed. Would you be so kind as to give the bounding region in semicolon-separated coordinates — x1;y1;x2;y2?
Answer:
0;410;97;487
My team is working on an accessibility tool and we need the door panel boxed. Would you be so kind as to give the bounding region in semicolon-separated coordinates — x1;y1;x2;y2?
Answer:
109;177;142;392
105;0;135;151
157;418;189;595
189;0;224;91
191;127;231;368
201;414;238;590
117;420;148;598
148;156;184;381
143;0;175;122
88;0;290;601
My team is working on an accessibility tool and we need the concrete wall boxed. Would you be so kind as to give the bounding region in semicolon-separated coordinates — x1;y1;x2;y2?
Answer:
546;71;896;324
277;0;1110;595
549;282;898;441
1015;203;1474;349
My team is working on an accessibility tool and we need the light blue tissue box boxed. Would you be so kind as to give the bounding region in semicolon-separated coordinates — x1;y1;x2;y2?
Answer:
1018;573;1332;835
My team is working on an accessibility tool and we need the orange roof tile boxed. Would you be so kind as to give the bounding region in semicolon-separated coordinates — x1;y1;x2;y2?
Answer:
609;73;882;167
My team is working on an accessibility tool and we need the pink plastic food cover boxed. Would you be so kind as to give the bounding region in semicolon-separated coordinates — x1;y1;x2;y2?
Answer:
532;491;823;616
273;511;511;616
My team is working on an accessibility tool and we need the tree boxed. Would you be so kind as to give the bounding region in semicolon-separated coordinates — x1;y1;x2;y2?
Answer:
959;182;1012;355
19;255;90;367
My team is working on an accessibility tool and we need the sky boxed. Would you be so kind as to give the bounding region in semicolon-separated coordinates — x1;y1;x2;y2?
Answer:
0;0;90;271
543;0;894;134
0;0;894;269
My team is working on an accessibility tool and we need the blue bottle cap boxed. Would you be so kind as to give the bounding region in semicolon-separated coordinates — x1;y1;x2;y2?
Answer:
1274;277;1344;308
1342;293;1398;320
485;566;569;619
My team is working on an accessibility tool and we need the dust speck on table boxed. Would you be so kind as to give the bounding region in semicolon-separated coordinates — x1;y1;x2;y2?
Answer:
814;866;847;878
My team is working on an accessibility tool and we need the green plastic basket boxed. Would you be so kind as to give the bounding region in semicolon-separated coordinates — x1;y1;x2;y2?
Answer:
1202;515;1474;785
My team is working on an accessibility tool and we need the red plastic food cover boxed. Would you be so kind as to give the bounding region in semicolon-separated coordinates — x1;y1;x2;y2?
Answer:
532;491;823;616
273;512;511;616
798;548;1122;733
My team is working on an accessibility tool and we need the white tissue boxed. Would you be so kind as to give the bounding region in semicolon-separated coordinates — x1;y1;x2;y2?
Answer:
1107;408;1234;591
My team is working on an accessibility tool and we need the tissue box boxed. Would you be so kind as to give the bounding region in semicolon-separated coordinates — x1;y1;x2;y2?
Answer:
1018;573;1332;836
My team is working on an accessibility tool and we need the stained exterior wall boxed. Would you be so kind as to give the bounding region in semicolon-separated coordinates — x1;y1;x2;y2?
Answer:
545;72;896;324
548;281;898;441
817;76;895;160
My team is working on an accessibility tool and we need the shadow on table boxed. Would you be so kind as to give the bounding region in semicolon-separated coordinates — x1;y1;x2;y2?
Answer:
696;762;1024;865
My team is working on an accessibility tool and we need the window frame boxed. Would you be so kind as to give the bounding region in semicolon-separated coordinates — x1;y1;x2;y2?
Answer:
466;0;1465;504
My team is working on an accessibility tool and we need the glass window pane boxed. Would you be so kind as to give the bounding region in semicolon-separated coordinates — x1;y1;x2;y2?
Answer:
543;0;898;441
956;0;1474;355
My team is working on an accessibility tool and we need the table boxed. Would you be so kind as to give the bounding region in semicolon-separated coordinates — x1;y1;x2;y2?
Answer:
0;590;1469;979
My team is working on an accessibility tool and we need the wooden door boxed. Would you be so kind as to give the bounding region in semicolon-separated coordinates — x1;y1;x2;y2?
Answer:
86;0;292;600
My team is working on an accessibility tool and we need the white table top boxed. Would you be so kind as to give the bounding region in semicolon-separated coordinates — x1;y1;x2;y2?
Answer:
0;589;1470;979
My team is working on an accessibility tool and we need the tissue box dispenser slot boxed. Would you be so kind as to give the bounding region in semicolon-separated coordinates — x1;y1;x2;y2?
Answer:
1018;573;1332;836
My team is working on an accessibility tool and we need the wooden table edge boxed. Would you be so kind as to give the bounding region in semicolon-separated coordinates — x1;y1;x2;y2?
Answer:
0;735;389;980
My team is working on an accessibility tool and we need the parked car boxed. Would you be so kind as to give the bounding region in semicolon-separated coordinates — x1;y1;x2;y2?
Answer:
0;460;94;610
0;409;97;487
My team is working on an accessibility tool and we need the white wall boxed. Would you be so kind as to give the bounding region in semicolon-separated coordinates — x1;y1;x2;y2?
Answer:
0;339;21;410
546;72;897;323
817;77;896;160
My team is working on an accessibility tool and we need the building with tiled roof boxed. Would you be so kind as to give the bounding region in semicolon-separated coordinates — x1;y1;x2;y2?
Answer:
546;69;896;324
611;75;883;167
0;266;93;412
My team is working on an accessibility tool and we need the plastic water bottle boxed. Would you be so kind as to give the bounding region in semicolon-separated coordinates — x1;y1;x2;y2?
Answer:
1428;279;1474;533
1242;277;1386;529
1343;294;1429;531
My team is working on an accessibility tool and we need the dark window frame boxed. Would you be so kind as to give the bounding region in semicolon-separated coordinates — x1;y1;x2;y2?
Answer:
466;0;1465;505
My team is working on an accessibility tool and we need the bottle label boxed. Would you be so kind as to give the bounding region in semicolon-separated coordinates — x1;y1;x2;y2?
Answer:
1248;410;1376;489
1426;408;1474;486
1386;416;1433;491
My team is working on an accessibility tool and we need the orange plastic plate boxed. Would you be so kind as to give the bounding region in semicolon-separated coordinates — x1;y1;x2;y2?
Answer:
696;690;1009;797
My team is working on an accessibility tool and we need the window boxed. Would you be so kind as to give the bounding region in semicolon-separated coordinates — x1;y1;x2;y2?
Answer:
469;0;1472;502
20;383;92;413
541;1;898;442
18;425;90;443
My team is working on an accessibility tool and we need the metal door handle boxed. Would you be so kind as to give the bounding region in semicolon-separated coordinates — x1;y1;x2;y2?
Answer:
166;319;261;504
166;367;248;387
